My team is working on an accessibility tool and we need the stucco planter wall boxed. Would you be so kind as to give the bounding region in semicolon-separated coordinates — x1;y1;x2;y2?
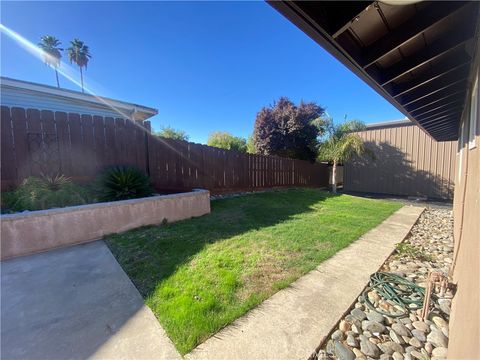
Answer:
1;189;210;260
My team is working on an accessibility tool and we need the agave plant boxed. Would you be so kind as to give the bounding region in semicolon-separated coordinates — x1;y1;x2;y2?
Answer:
5;174;91;211
96;166;153;202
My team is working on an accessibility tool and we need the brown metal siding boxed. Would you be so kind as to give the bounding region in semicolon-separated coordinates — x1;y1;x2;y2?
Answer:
344;123;456;200
449;65;479;360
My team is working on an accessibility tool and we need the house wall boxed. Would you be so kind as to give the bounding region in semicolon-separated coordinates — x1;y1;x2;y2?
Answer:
344;124;456;200
448;64;479;360
1;86;133;120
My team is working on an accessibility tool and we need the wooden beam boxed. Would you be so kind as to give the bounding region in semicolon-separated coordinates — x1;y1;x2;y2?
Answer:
381;33;473;86
391;61;470;98
428;126;458;136
405;89;466;113
411;98;464;117
417;108;462;123
424;119;459;132
330;2;374;38
361;2;469;68
419;112;462;126
400;78;468;107
427;128;458;141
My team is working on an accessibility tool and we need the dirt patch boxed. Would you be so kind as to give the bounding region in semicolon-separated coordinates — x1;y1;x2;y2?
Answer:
236;251;302;302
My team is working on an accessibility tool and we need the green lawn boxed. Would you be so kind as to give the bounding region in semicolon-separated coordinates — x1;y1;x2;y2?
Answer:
106;189;402;354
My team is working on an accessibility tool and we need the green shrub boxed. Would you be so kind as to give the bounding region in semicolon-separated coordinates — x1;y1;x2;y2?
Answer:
2;174;93;212
95;166;153;202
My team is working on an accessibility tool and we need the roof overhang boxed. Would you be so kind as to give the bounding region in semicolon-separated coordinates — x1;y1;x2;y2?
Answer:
0;77;158;121
268;1;480;141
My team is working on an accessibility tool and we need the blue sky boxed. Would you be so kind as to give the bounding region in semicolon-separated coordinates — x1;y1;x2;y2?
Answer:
1;1;404;144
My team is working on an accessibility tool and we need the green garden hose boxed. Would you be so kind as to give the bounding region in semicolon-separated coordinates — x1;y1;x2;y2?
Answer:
361;272;426;317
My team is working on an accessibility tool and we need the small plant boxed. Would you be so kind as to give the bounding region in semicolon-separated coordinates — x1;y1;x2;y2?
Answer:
2;174;92;212
395;242;434;262
96;166;153;202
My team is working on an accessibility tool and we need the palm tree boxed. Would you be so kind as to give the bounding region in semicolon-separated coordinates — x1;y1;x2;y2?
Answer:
317;118;373;193
67;39;91;93
38;35;63;87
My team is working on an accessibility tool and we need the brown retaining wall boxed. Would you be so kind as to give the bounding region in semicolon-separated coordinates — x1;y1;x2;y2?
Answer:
0;189;210;260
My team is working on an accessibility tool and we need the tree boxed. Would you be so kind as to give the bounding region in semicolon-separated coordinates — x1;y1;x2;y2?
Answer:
207;131;247;153
253;97;325;162
67;39;91;93
246;134;256;154
38;35;63;88
155;126;189;141
317;118;371;193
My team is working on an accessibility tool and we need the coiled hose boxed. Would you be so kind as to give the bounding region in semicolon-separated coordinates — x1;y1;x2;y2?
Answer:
361;272;426;317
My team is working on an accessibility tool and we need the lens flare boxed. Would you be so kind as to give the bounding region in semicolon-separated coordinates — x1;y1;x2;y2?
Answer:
0;23;133;119
1;23;211;175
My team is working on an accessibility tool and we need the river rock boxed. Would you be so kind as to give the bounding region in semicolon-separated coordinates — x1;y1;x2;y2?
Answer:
389;329;405;344
427;329;448;348
408;337;422;348
334;340;355;360
412;321;429;332
351;308;367;321
378;341;404;355
352;348;365;359
411;329;426;342
410;350;424;359
332;329;344;341
431;315;448;329
339;320;351;332
346;333;358;347
438;299;451;315
359;335;380;358
367;311;385;324
326;340;335;354
364;321;386;334
392;352;403;360
432;347;448;358
392;323;411;337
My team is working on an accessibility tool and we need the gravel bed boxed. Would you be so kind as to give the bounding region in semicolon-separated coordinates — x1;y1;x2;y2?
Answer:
316;208;454;360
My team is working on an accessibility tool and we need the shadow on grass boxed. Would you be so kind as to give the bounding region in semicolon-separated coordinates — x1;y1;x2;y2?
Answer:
105;188;336;298
104;188;402;354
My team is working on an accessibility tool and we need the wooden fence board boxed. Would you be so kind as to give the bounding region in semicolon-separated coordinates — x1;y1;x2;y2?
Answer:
1;107;16;189
10;107;29;184
56;112;72;176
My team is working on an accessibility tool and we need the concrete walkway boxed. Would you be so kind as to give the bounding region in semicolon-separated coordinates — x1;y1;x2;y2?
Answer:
187;206;424;360
1;241;180;360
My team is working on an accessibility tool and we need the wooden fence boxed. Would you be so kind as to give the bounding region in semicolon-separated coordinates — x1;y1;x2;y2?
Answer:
1;106;329;193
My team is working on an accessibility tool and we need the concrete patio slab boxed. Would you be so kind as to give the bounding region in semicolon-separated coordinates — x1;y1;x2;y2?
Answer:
187;205;424;360
1;241;180;360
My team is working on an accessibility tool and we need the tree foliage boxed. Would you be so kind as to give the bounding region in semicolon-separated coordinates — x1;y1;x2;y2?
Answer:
317;118;372;193
38;35;63;87
317;118;369;164
67;39;92;92
155;126;189;141
207;131;247;153
246;134;256;154
253;97;325;162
